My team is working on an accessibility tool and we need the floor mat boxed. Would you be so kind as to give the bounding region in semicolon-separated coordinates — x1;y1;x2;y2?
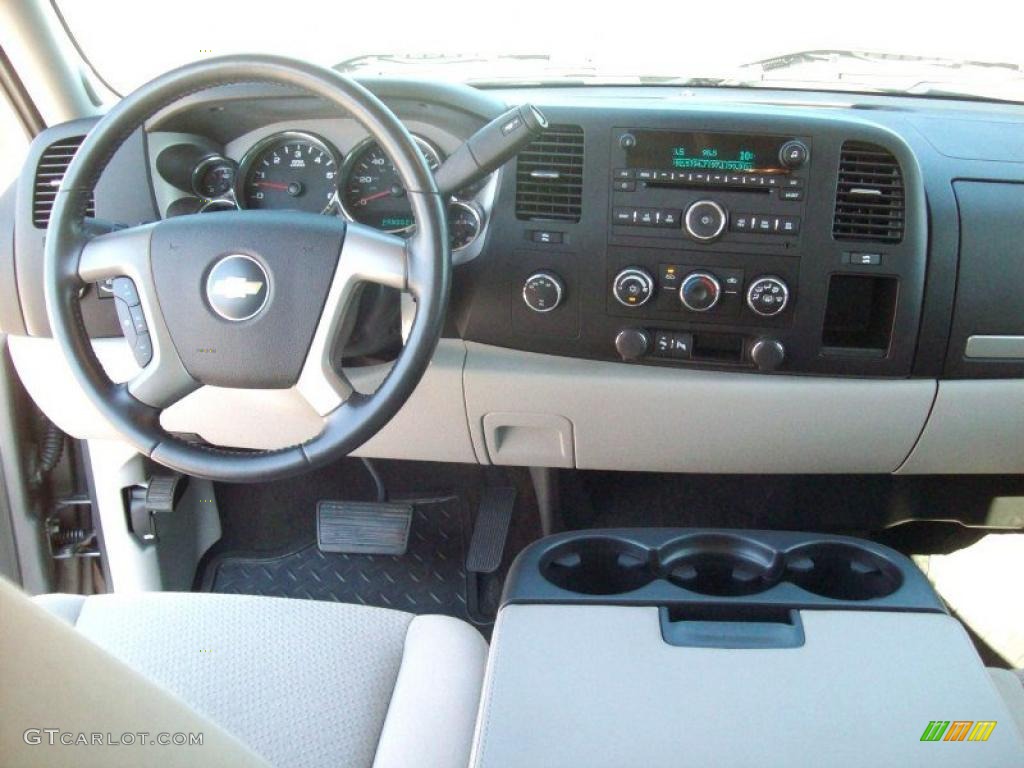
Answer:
202;497;472;622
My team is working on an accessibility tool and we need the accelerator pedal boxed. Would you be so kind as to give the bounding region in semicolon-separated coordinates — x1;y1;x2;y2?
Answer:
466;487;517;574
316;500;413;556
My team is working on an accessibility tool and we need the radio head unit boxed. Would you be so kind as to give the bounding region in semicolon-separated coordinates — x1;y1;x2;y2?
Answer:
625;129;794;175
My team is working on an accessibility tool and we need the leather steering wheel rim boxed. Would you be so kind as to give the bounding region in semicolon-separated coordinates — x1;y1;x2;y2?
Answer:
44;55;450;482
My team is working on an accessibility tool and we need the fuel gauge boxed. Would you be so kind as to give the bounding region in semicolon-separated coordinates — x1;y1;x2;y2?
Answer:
192;155;237;200
448;201;483;251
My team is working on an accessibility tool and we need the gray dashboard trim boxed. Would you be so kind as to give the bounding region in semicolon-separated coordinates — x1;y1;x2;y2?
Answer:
463;342;937;474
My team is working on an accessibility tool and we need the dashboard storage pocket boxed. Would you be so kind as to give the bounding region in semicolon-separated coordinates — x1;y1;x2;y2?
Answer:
785;541;903;600
540;536;654;595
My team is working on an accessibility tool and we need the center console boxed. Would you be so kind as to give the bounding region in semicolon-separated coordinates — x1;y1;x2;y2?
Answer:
455;109;928;379
469;530;1024;767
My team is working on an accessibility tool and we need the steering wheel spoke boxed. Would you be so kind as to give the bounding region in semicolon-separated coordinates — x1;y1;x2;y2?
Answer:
78;223;198;409
296;223;408;415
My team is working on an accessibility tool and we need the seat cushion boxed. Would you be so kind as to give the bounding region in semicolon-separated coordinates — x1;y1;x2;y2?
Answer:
35;592;487;768
990;668;1024;739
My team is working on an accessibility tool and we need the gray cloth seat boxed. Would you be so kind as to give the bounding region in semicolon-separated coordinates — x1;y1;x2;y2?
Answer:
29;590;488;768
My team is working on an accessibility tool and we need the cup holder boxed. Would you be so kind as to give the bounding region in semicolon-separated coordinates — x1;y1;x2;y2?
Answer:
785;542;903;601
540;537;654;595
660;534;783;597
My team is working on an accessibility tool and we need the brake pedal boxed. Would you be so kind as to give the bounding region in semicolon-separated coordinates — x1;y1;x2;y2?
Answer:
466;487;516;574
316;500;413;556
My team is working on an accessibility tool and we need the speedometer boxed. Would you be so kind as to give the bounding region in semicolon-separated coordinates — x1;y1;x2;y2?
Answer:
340;136;442;232
239;131;340;214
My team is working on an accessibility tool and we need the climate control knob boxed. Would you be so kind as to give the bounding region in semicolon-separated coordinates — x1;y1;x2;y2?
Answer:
523;271;564;313
684;200;727;241
679;271;721;312
612;268;654;308
746;276;790;317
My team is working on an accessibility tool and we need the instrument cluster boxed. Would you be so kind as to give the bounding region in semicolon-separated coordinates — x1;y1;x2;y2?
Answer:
165;129;485;252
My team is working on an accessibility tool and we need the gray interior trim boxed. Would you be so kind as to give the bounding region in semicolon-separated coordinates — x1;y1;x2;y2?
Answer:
463;342;937;473
898;379;1024;474
471;605;1024;767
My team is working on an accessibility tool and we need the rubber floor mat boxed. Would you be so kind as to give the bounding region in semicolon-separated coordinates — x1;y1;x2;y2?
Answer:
202;497;470;621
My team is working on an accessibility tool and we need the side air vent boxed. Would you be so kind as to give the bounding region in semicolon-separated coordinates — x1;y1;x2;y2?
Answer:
515;125;584;222
33;136;94;228
832;142;904;244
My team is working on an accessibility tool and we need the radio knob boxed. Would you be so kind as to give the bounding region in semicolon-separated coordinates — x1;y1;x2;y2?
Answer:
746;276;790;317
679;271;721;312
523;271;564;313
615;329;650;362
750;339;786;371
613;267;654;308
684;200;727;242
779;140;809;169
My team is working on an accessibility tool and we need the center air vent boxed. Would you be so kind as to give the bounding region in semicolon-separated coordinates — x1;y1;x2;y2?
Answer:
515;125;584;222
33;136;94;228
832;141;904;244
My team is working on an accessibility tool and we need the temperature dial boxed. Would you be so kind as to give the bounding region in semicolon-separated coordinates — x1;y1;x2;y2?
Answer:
679;271;721;312
523;272;564;313
746;276;790;317
613;268;654;308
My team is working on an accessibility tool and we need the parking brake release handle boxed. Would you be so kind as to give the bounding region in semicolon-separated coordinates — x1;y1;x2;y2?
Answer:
434;104;548;196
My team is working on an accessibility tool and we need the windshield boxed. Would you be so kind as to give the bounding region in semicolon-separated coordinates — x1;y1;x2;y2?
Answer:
57;0;1024;103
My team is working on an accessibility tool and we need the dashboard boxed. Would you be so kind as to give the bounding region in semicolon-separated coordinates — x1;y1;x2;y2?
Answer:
4;80;1024;475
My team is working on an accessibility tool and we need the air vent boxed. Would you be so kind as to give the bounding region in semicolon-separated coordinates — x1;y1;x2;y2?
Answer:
832;142;904;244
515;125;584;222
33;136;94;228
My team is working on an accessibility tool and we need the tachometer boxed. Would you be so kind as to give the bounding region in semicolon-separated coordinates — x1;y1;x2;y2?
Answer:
239;132;340;213
340;136;442;232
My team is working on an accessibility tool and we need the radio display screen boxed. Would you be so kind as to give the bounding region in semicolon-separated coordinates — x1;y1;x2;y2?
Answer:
625;130;788;174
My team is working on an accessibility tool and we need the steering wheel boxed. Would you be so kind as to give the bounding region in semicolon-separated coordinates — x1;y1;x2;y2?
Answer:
44;56;449;482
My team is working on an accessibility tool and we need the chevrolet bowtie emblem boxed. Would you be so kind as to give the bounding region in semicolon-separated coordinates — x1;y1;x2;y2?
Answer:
205;255;270;321
211;276;264;300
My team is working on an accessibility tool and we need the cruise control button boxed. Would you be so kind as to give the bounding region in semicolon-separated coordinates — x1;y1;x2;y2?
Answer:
114;297;137;346
133;332;153;367
112;277;140;307
128;304;148;334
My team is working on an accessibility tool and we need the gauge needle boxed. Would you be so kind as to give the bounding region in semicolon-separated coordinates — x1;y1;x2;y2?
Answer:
357;190;393;206
253;181;290;190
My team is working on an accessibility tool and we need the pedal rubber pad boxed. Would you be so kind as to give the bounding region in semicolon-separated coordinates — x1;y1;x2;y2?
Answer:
316;501;413;556
466;486;516;574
